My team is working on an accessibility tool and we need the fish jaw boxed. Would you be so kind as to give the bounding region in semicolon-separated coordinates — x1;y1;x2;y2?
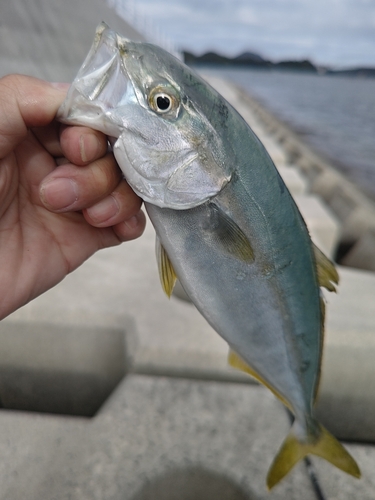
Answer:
113;133;229;209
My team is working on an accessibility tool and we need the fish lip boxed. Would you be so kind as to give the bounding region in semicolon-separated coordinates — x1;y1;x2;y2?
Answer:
57;23;133;136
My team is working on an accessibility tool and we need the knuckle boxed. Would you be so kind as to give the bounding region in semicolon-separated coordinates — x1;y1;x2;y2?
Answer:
76;153;121;203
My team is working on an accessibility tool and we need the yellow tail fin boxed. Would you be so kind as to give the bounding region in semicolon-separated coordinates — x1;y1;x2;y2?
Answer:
267;422;361;489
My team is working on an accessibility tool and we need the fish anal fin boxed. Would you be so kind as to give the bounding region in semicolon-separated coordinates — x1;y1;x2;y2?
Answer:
267;422;361;490
228;349;291;410
313;243;339;292
210;204;254;262
155;236;177;298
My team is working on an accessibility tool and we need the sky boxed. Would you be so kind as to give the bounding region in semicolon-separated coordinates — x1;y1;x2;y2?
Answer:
118;0;375;68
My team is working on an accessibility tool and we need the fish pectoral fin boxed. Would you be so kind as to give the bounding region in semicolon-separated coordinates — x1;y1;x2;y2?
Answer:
227;349;291;410
155;236;177;298
313;243;339;292
267;421;361;490
210;205;254;262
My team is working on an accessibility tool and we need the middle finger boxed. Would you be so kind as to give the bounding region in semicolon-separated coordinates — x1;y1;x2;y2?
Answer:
39;153;122;212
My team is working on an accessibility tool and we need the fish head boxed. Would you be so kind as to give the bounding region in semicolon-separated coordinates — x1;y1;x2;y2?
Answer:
58;23;233;209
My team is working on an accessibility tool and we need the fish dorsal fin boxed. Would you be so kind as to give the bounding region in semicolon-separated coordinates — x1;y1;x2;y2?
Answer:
313;244;339;292
210;204;254;262
228;349;291;410
155;236;177;298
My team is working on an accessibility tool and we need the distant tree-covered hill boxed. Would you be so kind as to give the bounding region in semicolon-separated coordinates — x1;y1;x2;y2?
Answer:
183;50;375;77
183;50;317;71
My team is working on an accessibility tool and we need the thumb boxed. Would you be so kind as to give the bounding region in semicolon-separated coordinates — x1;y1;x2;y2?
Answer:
0;75;68;159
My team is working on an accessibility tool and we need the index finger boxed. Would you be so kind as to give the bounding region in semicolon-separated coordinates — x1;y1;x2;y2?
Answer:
32;123;109;165
0;74;67;160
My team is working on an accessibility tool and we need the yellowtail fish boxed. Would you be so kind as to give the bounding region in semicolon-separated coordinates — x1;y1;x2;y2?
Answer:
58;23;360;489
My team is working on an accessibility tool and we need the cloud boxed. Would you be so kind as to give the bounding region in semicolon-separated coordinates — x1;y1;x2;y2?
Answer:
131;0;375;66
235;6;259;26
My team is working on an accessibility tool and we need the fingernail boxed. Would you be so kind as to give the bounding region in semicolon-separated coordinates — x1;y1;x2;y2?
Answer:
40;178;78;210
50;82;70;91
86;196;119;223
125;214;139;229
80;133;101;163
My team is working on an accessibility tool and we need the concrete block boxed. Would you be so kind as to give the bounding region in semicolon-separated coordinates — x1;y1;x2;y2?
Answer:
306;166;375;249
341;229;375;271
0;321;127;416
294;194;340;257
277;165;307;196
312;175;358;222
340;208;375;248
311;441;375;500
0;374;350;499
261;139;287;165
315;266;375;442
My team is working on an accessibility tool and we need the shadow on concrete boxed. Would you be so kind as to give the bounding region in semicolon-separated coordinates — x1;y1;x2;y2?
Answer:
0;321;128;417
130;466;256;500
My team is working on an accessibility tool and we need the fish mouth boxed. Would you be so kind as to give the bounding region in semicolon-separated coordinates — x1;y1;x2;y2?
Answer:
57;22;132;137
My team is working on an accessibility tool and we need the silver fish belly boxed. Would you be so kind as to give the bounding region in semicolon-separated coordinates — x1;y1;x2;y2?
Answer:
147;153;320;421
58;23;360;488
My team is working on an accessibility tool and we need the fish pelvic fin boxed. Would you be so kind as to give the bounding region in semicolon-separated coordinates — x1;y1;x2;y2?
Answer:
155;236;177;298
267;421;361;490
313;243;339;292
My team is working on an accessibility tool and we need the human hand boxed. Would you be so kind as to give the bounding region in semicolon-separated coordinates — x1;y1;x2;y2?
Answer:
0;75;146;319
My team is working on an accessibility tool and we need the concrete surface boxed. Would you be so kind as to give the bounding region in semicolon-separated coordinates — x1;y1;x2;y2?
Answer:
261;139;288;165
277;165;307;196
0;322;127;416
341;229;375;271
315;266;375;441
294;194;340;257
0;375;370;500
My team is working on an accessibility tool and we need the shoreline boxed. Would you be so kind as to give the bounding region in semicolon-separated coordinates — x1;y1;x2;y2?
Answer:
237;86;375;204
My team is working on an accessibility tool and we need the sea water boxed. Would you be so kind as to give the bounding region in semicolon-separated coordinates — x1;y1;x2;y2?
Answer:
204;68;375;200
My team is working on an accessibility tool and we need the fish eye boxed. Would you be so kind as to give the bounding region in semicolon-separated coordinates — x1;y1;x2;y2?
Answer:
155;93;171;112
149;88;178;115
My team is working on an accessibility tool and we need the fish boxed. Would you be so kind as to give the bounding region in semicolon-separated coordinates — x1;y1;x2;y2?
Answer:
57;23;360;489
